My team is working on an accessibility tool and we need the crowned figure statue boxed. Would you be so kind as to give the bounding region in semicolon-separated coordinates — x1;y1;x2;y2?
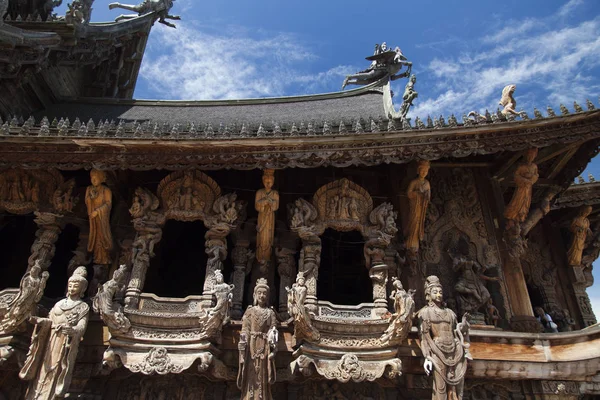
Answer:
417;276;471;400
19;267;90;400
237;278;278;400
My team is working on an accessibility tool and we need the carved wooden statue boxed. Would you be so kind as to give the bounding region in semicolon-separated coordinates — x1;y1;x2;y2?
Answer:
198;270;234;341
451;253;499;317
85;169;114;265
380;278;415;344
237;278;278;400
405;160;431;253
504;148;538;229
499;84;525;118
567;205;593;267
255;169;279;267
417;276;471;400
19;267;90;400
286;272;320;342
0;259;49;334
485;299;500;328
92;264;131;334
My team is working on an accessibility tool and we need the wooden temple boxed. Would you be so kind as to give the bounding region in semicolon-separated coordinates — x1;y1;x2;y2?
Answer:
0;3;599;399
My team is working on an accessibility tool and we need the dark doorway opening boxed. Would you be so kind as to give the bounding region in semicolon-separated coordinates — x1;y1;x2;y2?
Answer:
44;224;80;299
318;229;372;305
144;220;208;298
527;282;545;310
0;215;37;290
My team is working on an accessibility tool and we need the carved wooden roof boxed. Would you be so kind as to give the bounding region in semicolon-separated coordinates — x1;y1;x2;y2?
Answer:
0;109;598;185
553;181;600;210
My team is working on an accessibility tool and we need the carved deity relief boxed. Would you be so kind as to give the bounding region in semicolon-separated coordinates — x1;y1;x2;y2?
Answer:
93;264;131;334
157;170;221;220
418;276;471;400
450;237;500;321
255;169;279;268
567;205;593;268
405;160;431;255
286;272;320;342
380;277;415;344
198;270;234;342
237;278;278;400
19;267;90;400
504;148;539;230
0;169;67;215
86;169;114;265
314;178;372;231
422;168;508;321
0;260;48;334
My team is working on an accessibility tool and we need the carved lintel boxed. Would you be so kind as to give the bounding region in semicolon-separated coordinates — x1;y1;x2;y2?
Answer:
291;354;402;383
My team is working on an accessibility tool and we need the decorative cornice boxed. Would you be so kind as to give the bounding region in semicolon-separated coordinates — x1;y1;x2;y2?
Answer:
0;111;598;174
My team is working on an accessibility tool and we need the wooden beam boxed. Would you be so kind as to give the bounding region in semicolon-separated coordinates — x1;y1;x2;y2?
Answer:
547;145;580;180
431;162;493;168
492;152;523;180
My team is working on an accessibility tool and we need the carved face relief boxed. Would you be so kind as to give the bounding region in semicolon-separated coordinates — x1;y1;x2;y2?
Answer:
255;288;268;307
67;280;83;299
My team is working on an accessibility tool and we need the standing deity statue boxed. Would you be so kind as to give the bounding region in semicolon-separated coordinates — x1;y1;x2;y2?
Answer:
85;169;114;265
405;160;431;253
417;276;471;400
237;278;278;400
504;148;538;229
255;169;279;266
380;278;416;344
19;267;90;400
567;205;593;267
92;264;131;333
0;260;49;333
198;270;234;340
286;272;320;341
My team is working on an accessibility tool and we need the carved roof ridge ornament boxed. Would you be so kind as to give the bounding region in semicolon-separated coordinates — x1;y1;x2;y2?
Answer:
108;0;180;28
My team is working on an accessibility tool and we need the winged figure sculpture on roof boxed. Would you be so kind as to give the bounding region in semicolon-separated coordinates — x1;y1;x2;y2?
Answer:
109;0;180;28
342;42;413;90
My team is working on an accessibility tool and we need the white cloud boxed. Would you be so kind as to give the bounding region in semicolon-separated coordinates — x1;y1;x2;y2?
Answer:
410;8;600;119
139;23;353;100
558;0;584;17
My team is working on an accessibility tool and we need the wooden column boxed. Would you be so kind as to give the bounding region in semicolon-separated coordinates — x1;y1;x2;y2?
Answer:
27;211;63;272
231;241;251;320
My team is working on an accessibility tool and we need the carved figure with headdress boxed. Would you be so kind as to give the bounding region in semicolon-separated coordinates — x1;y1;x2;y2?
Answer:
380;278;415;344
86;169;113;265
417;276;471;400
92;264;131;333
237;278;278;400
0;260;49;334
19;267;90;400
286;272;320;342
198;270;234;341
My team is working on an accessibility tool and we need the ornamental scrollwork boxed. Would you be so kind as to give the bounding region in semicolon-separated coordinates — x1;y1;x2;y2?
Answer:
129;347;184;375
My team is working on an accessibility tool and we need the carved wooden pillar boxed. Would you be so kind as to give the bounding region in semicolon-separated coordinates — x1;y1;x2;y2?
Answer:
27;211;63;272
573;284;597;327
299;238;321;313
231;241;251;320
124;215;164;309
365;240;389;316
276;247;296;315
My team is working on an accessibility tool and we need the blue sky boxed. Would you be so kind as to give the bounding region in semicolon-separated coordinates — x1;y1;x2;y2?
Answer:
86;0;600;316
